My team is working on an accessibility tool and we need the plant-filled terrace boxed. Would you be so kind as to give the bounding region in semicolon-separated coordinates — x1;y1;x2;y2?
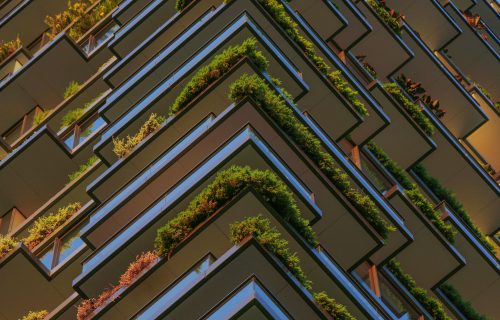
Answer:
68;156;99;182
396;74;446;118
113;38;393;238
77;166;354;319
0;36;22;64
439;283;488;320
366;142;456;242
366;0;404;36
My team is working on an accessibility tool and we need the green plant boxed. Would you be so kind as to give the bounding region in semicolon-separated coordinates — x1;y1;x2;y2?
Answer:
45;0;94;39
440;283;489;320
112;113;166;158
229;74;394;238
329;70;368;116
387;259;451;320
366;0;403;35
23;202;82;250
396;74;446;118
168;38;268;116
0;36;22;64
68;0;120;40
60;92;105;129
0;234;19;260
384;83;435;136
68;155;99;182
32;110;51;127
63;81;82;100
155;166;317;256
412;164;495;254
366;142;455;242
230;215;354;319
356;55;377;79
19;310;49;320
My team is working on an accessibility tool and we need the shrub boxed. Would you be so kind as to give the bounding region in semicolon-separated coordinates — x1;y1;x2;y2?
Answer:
314;291;356;320
60;92;105;129
230;215;354;319
63;81;82;100
68;155;99;182
328;70;368;116
387;259;451;320
0;36;22;64
366;142;456;242
412;164;495;255
77;251;157;320
23;202;82;250
112;113;166;158
19;310;48;320
168;38;268;116
68;0;120;40
45;1;93;40
155;166;317;256
229;74;394;238
0;235;19;260
366;0;403;35
384;83;435;136
440;283;489;320
32;110;51;127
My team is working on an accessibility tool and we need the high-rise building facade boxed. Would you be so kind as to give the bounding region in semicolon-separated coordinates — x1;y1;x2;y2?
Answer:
0;0;498;319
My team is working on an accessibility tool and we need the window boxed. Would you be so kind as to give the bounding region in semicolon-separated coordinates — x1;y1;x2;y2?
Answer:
63;114;105;150
2;106;44;146
82;22;119;54
39;223;85;270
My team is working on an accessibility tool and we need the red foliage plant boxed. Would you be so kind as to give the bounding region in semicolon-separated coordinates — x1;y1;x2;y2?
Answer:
77;251;158;320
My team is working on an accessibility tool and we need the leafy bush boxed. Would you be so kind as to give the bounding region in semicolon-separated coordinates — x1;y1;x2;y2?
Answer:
63;81;82;100
19;310;48;320
440;283;489;320
112;113;166;158
387;259;451;320
0;36;21;64
45;0;93;39
384;83;434;136
366;142;456;242
68;156;99;182
229;74;394;238
168;38;268;116
60;92;105;129
155;166;317;256
412;164;495;254
366;0;403;35
68;0;120;40
314;291;356;320
32;110;51;127
0;235;19;260
230;215;354;319
329;71;368;116
23;202;82;250
77;251;157;320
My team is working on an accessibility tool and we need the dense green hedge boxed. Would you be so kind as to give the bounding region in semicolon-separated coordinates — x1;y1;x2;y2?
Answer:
230;215;355;319
387;259;451;320
366;142;455;242
384;83;434;136
229;74;394;238
439;283;489;320
155;166;317;256
366;0;403;35
413;164;495;255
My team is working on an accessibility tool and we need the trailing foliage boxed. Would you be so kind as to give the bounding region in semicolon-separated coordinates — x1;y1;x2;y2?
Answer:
19;310;49;320
68;155;99;182
77;251;158;320
112;113;166;158
63;81;82;100
0;235;18;260
168;38;268;116
366;0;403;35
230;215;312;289
230;216;354;319
224;0;368;115
229;74;394;238
314;291;356;320
387;259;451;320
155;166;317;256
366;142;456;242
60;92;105;129
412;164;495;254
328;71;368;116
0;36;21;64
440;283;489;320
384;83;435;136
45;0;119;41
23;202;82;250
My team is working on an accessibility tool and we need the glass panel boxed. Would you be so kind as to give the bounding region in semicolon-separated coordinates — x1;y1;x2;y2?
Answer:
39;245;55;270
63;129;77;149
360;153;392;194
379;274;420;320
56;227;84;266
77;116;105;146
